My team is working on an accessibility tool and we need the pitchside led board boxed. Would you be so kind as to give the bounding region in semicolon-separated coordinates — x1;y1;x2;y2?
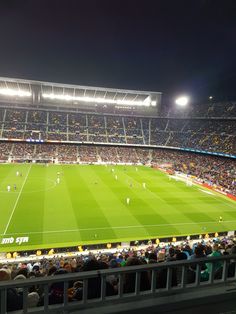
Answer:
0;77;162;117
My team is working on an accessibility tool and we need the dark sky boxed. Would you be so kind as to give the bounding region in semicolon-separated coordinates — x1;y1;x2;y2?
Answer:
0;0;236;102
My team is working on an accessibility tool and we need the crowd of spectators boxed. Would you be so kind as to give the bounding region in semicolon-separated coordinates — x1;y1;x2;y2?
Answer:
1;235;236;311
159;101;236;118
152;149;236;195
0;106;235;153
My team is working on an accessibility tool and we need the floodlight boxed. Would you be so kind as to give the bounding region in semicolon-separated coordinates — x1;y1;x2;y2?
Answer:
0;88;31;97
209;96;213;100
42;93;152;107
175;96;189;106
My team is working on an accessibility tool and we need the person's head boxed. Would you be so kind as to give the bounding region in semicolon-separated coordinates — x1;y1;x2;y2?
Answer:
109;259;118;268
16;267;28;278
126;257;142;267
176;252;187;260
168;247;175;257
82;259;100;272
157;252;166;262
194;245;205;257
32;265;40;273
148;252;157;261
212;243;220;252
48;266;57;276
63;262;72;273
0;268;11;281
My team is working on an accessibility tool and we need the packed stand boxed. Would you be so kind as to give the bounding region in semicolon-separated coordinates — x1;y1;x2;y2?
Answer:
0;106;235;154
1;236;236;311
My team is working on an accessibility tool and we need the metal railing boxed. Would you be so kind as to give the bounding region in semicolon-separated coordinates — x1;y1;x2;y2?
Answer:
0;254;236;313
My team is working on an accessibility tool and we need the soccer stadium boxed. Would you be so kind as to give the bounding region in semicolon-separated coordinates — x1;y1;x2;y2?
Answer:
1;1;236;312
0;76;236;312
0;76;235;254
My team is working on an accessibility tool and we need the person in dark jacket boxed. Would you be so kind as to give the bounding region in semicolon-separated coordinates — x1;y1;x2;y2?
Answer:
0;268;23;312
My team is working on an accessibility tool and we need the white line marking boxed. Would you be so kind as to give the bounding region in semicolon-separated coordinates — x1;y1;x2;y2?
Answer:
199;189;214;195
3;165;32;235
2;219;236;236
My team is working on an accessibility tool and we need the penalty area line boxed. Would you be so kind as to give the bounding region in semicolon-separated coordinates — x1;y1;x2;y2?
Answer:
2;219;236;236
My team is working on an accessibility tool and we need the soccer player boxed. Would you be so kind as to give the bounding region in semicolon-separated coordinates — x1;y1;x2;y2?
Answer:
126;198;130;205
115;175;118;180
7;185;11;192
14;184;16;191
135;167;138;172
57;177;60;184
142;182;146;189
16;171;19;176
57;172;60;176
219;216;223;223
186;180;192;187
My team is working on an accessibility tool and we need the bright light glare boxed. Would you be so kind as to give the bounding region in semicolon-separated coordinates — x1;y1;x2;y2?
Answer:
175;96;189;106
0;88;31;97
42;93;153;107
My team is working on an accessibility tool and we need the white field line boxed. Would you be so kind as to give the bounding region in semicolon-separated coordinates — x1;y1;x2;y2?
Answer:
3;165;32;235
199;188;215;195
2;219;236;236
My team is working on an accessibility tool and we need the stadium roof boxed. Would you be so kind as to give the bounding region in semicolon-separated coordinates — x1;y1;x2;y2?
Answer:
0;77;161;107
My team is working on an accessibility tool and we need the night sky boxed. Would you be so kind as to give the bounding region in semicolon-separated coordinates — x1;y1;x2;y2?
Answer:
0;0;236;102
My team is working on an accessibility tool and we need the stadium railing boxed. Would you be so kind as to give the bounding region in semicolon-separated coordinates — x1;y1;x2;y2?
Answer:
1;254;236;313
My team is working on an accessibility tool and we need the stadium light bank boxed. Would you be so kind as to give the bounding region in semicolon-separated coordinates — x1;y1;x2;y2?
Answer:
42;93;156;107
175;96;189;107
0;88;31;97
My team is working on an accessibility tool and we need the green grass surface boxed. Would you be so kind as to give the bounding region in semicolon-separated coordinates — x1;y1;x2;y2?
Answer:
0;164;235;252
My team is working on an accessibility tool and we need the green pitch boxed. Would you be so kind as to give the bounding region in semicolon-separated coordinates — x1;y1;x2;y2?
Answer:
0;164;235;252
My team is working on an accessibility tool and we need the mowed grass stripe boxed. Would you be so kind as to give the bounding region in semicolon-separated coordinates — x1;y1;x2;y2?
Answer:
83;166;149;240
42;165;82;246
0;164;31;234
118;167;198;217
72;165;118;242
0;164;22;234
99;166;180;238
3;165;32;235
113;166;193;233
5;165;47;248
135;167;235;225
